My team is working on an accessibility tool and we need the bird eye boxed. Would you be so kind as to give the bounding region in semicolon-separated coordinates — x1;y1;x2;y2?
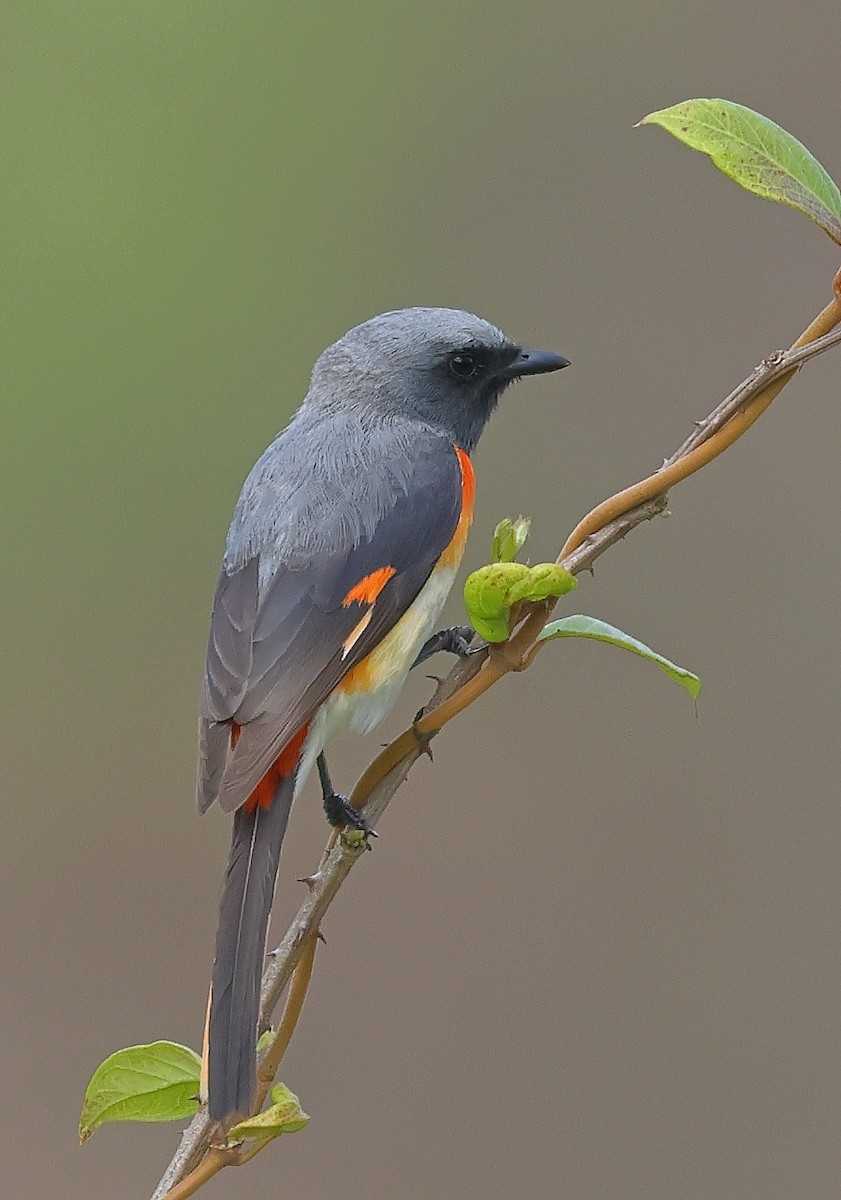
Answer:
448;352;479;379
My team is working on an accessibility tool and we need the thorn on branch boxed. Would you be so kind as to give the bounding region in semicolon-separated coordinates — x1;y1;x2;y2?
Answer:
411;718;435;761
297;873;321;892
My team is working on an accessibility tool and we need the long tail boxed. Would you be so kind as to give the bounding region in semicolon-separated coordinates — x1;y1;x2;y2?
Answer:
207;776;295;1121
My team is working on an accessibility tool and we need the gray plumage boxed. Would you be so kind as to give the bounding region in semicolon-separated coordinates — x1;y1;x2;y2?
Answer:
200;306;569;1123
199;434;463;814
224;308;515;577
207;781;293;1120
198;307;547;817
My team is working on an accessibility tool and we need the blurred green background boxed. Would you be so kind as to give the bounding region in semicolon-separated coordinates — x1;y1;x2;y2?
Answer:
5;3;841;1198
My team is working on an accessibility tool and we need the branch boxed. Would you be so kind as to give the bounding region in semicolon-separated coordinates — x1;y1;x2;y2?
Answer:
152;282;841;1198
559;298;841;560
155;935;321;1200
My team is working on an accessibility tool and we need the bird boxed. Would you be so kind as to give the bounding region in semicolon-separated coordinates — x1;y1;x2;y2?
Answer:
198;306;569;1123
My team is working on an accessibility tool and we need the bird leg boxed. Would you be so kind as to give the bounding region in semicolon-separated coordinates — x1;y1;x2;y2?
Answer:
411;624;475;669
317;752;377;837
318;627;475;835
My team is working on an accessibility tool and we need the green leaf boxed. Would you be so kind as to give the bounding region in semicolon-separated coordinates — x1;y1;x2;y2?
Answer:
256;1028;274;1054
342;827;368;847
640;98;841;244
538;614;701;700
492;516;531;563
463;563;576;643
507;563;577;605
79;1041;201;1143
228;1084;310;1144
464;562;530;642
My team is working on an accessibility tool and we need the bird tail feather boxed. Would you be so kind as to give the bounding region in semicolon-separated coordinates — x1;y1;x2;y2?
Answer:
206;777;294;1121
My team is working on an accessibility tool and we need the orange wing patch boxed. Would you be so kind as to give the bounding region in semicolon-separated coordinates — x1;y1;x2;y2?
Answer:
338;447;476;699
342;565;396;607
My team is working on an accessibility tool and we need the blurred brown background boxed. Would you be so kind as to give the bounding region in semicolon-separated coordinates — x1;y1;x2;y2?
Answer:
4;3;841;1197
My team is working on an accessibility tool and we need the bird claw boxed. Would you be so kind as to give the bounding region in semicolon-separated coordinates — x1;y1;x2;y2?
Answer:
411;625;475;669
323;791;378;837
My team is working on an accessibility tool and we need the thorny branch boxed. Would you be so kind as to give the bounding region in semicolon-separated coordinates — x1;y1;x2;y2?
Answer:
152;281;841;1199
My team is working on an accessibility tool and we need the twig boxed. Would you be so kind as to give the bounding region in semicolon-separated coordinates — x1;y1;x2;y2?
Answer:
152;283;841;1198
558;296;841;560
156;935;322;1200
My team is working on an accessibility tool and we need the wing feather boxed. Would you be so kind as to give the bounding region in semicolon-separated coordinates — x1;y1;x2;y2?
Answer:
197;436;464;813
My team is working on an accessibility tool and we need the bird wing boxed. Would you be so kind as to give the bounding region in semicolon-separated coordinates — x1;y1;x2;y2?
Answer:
198;437;471;813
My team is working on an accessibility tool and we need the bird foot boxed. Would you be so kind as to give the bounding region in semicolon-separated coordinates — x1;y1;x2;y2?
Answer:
411;625;475;669
323;791;378;837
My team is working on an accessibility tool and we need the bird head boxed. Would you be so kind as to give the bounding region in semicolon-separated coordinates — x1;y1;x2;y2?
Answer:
307;307;569;453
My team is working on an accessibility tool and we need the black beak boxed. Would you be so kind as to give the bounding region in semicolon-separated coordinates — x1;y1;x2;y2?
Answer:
501;348;570;379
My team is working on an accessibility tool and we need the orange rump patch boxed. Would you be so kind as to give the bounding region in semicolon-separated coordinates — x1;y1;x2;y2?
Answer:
342;565;396;607
238;723;310;813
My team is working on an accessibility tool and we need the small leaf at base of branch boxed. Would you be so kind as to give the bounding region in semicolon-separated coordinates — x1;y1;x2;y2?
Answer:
79;1041;201;1143
227;1084;309;1144
256;1028;274;1054
538;614;701;700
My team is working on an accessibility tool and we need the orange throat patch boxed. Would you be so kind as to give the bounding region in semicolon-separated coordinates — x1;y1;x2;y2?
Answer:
438;446;475;569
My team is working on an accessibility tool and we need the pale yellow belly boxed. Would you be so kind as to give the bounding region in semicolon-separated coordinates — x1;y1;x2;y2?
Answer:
293;562;458;797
